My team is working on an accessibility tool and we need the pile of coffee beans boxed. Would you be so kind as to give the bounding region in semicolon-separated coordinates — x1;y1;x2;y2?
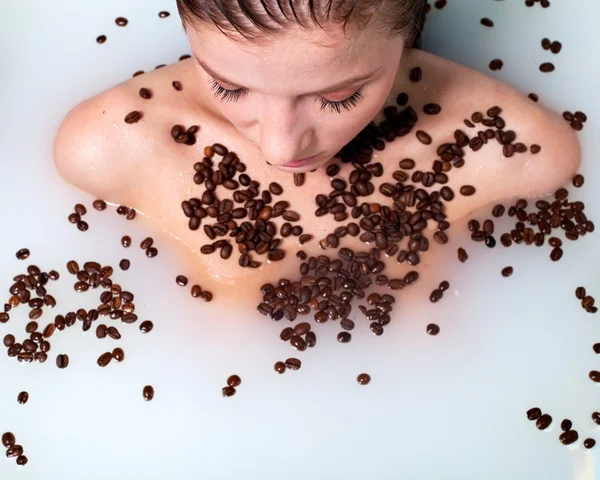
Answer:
469;188;594;263
2;432;27;465
563;110;587;131
222;375;242;397
170;124;199;145
68;203;89;232
575;287;596;314
183;142;307;268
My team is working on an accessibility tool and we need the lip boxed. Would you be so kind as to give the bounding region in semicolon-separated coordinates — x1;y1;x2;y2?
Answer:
284;154;321;168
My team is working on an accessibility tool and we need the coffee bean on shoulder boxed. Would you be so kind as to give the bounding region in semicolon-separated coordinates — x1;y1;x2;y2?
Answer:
172;81;183;91
409;67;422;82
124;111;142;124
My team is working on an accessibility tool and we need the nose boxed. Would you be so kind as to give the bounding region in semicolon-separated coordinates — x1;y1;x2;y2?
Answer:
257;98;315;167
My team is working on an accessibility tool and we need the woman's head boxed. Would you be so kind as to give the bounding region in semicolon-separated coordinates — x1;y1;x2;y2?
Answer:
178;0;426;172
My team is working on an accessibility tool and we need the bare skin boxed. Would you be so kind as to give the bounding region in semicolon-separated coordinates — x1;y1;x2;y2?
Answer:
54;48;580;304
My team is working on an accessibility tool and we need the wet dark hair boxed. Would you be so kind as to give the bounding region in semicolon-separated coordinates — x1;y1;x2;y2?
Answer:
176;0;427;44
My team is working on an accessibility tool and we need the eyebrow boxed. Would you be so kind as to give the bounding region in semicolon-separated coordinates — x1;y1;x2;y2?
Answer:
194;56;380;95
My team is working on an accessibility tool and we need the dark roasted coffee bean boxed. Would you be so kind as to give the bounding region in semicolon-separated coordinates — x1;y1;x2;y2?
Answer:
357;373;371;385
337;332;351;343
290;335;307;351
584;438;596;449
480;17;494;27
15;248;30;260
140;237;154;250
3;334;15;347
539;62;555;73
6;445;23;458
17;391;29;404
423;103;441;115
176;275;188;287
274;361;286;374
536;414;552;430
305;331;317;348
269;182;283;195
139;320;153;333
112;348;125;362
115;16;128;26
124;111;142;124
97;35;107;43
416;130;432;145
119;259;130;271
143;385;155;400
97;352;113;367
427;323;440;335
146;247;158;258
560;419;572;432
2;432;15;447
56;353;69;368
429;289;443;303
370;322;384;336
501;266;513;277
489;59;503;71
96;324;107;339
284;358;301;370
409;67;422;82
573;174;584;188
527;408;542;422
121;235;131;248
460;185;476;196
457;248;468;263
172;80;183;91
227;375;241;387
559;430;578;445
107;326;121;340
550;247;563;262
590;370;600;382
293;172;305;186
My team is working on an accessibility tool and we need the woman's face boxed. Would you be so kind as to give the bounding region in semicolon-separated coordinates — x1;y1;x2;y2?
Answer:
186;21;404;173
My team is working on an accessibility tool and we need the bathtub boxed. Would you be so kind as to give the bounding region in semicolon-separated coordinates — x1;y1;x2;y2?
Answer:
0;0;598;478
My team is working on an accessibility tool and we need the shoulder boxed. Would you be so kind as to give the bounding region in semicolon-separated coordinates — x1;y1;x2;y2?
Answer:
53;83;138;202
399;48;581;199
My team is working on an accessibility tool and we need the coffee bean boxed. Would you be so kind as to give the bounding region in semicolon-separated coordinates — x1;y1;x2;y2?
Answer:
589;370;600;382
526;407;541;421
3;334;15;347
6;445;23;458
172;81;183;91
536;413;552;430
539;62;555;73
294;322;311;335
17;391;28;404
457;248;468;263
96;35;107;44
559;430;578;445
550;247;563;262
409;67;422;82
56;353;69;368
269;182;283;195
222;386;236;397
573;174;584;188
2;432;15;447
96;324;107;339
489;59;504;71
274;361;286;374
146;247;158;258
460;185;476;196
112;348;125;362
284;358;301;370
137;320;153;334
429;289;443;303
427;323;440;335
416;130;432;145
584;438;596;449
337;332;351;343
77;220;89;231
305;331;317;348
340;318;355;331
423;103;441;115
357;373;371;385
97;352;113;367
291;335;307;351
399;158;415;170
227;375;241;387
124;111;142;124
15;248;30;260
159;11;170;18
115;17;128;26
501;266;513;277
593;412;600;425
107;326;121;340
293;173;305;186
268;250;285;262
560;419;572;432
143;385;155;401
370;322;383;336
481;17;494;27
530;144;541;153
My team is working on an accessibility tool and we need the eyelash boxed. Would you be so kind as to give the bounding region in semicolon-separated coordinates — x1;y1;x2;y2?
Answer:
208;77;363;113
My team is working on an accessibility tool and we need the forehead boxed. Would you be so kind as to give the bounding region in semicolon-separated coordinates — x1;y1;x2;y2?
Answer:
187;22;393;83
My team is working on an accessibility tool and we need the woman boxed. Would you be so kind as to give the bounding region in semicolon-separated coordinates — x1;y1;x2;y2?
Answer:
54;0;579;302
